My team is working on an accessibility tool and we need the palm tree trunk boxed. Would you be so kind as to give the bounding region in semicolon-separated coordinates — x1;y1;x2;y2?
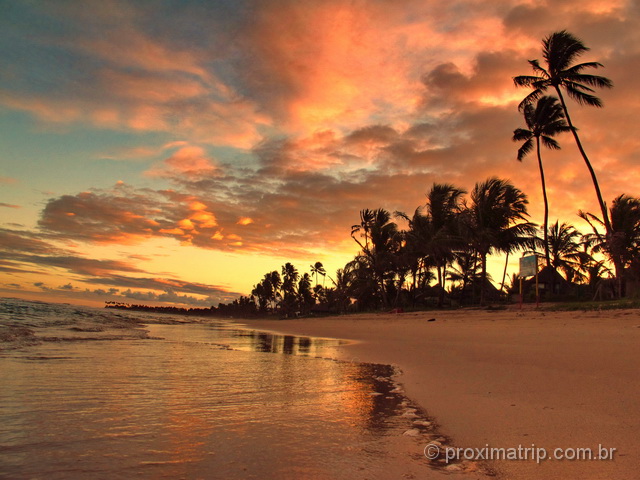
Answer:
554;87;611;234
614;260;624;298
555;87;623;297
500;251;510;293
436;263;443;307
480;252;487;306
441;265;447;306
471;249;478;305
460;261;469;306
394;272;405;308
378;272;389;309
536;137;551;267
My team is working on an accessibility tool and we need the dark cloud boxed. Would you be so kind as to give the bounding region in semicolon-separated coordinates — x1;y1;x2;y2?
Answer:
0;228;67;255
4;251;143;277
0;261;39;274
344;125;399;145
119;288;221;307
82;275;241;306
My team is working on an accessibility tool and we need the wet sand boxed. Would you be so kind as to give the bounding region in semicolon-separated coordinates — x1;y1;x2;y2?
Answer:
1;299;491;479
248;307;640;479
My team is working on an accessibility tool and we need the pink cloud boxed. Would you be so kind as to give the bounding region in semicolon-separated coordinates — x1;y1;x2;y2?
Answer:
145;145;220;179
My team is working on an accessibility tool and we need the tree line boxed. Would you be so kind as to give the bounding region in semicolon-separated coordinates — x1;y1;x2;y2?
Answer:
238;30;640;316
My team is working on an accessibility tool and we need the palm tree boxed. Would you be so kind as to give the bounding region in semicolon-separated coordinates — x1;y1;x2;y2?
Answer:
298;273;314;314
394;208;426;303
580;194;640;296
398;183;466;307
310;261;326;288
266;270;282;311
279;263;300;316
513;95;571;266
343;255;379;310
448;247;484;304
351;209;376;253
546;221;587;283
424;183;467;303
251;281;269;313
467;178;536;305
351;208;399;308
514;30;613;235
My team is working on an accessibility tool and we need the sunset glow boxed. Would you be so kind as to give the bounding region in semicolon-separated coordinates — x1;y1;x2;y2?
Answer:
1;0;639;307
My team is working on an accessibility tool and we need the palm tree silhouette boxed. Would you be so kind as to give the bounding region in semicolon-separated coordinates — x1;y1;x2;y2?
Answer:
546;221;588;283
514;30;613;235
580;194;640;296
513;95;571;267
467;178;536;305
351;208;399;308
310;261;326;288
398;183;466;307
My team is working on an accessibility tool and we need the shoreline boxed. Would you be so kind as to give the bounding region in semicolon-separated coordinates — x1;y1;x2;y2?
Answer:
242;307;640;479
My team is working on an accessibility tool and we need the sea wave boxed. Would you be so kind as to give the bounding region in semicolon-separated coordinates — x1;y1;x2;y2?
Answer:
0;298;174;349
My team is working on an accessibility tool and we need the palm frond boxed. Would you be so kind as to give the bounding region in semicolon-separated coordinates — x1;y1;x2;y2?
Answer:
541;120;571;135
565;85;603;107
543;30;590;72
517;88;545;110
564;79;596;93
565;61;604;73
528;59;548;76
541;136;561;150
578;209;605;233
566;72;613;89
513;74;542;88
516;138;533;160
394;210;410;222
512;128;532;142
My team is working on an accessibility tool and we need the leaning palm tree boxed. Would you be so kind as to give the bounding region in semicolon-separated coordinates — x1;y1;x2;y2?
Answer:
513;95;571;267
514;30;613;235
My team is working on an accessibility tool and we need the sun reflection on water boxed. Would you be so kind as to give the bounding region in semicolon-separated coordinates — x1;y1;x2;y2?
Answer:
0;307;446;479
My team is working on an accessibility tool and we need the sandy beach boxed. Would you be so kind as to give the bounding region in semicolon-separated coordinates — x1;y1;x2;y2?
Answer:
248;307;640;479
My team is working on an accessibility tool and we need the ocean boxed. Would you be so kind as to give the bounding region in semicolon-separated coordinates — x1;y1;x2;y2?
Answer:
0;298;469;479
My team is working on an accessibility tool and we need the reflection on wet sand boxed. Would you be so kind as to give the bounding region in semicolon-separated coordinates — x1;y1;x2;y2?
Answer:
206;323;344;357
1;302;466;479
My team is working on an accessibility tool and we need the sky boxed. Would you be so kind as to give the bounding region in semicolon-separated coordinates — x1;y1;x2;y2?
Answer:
1;0;639;307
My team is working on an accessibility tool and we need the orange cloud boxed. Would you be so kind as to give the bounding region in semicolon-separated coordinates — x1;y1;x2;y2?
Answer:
146;146;219;179
237;217;254;226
